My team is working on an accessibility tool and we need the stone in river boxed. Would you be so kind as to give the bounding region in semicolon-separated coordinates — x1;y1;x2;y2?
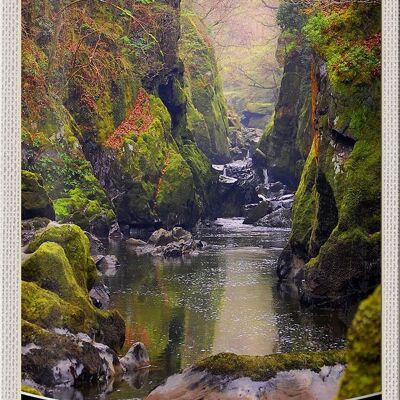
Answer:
108;222;124;239
148;228;175;246
163;243;183;258
85;231;105;255
120;342;150;372
243;200;273;224
89;282;110;309
97;255;120;270
172;227;192;241
255;208;292;228
126;238;147;247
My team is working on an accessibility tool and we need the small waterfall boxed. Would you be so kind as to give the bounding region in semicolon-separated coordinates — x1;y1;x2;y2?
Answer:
246;149;250;159
222;167;227;177
263;168;269;185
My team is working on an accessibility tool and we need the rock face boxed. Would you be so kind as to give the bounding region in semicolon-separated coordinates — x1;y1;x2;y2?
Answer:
255;38;312;189
273;3;381;307
180;11;231;164
215;159;262;217
22;171;55;220
21;0;225;234
146;351;346;400
337;286;381;399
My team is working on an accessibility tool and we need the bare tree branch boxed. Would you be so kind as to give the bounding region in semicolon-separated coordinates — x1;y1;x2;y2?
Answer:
237;66;278;90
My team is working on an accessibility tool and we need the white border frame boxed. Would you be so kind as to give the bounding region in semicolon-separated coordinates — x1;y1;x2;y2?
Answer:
0;0;21;399
382;0;399;399
0;0;398;399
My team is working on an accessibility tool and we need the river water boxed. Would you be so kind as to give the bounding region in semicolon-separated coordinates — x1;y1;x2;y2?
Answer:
80;218;347;400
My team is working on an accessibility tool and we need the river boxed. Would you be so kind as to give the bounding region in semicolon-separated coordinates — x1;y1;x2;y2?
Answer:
79;218;347;400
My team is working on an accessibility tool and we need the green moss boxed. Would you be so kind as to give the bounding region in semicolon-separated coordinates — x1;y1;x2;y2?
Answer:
27;224;97;291
22;281;88;333
23;225;126;350
180;10;230;162
337;286;381;399
53;187;115;232
290;146;318;259
195;350;347;381
303;4;381;96
21;385;43;396
156;150;195;225
337;138;381;234
302;227;380;303
186;100;211;153
95;91;115;144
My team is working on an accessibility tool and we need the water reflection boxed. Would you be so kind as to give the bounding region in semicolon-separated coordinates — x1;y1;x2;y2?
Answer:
79;218;347;400
212;247;279;355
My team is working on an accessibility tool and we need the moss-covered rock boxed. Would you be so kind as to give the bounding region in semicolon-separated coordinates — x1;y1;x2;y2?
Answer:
23;224;125;350
156;151;196;227
22;281;88;333
27;224;97;291
195;350;347;381
22;170;55;220
54;188;115;237
180;10;231;163
337;286;381;399
255;36;312;189
275;3;381;306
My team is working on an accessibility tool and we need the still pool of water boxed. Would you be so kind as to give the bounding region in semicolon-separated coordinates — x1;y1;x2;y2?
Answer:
78;218;348;400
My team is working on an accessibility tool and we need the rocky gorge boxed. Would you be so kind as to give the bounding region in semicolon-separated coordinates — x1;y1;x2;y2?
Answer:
21;1;382;400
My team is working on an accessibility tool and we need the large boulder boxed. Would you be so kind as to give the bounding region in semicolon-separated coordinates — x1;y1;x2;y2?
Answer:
172;227;192;241
243;201;273;225
146;351;346;400
23;224;125;350
148;228;175;246
22;321;123;390
216;161;262;217
27;224;97;290
22;171;55;220
255;207;292;228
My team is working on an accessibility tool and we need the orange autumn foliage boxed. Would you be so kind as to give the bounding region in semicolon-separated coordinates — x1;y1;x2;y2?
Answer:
106;88;153;149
